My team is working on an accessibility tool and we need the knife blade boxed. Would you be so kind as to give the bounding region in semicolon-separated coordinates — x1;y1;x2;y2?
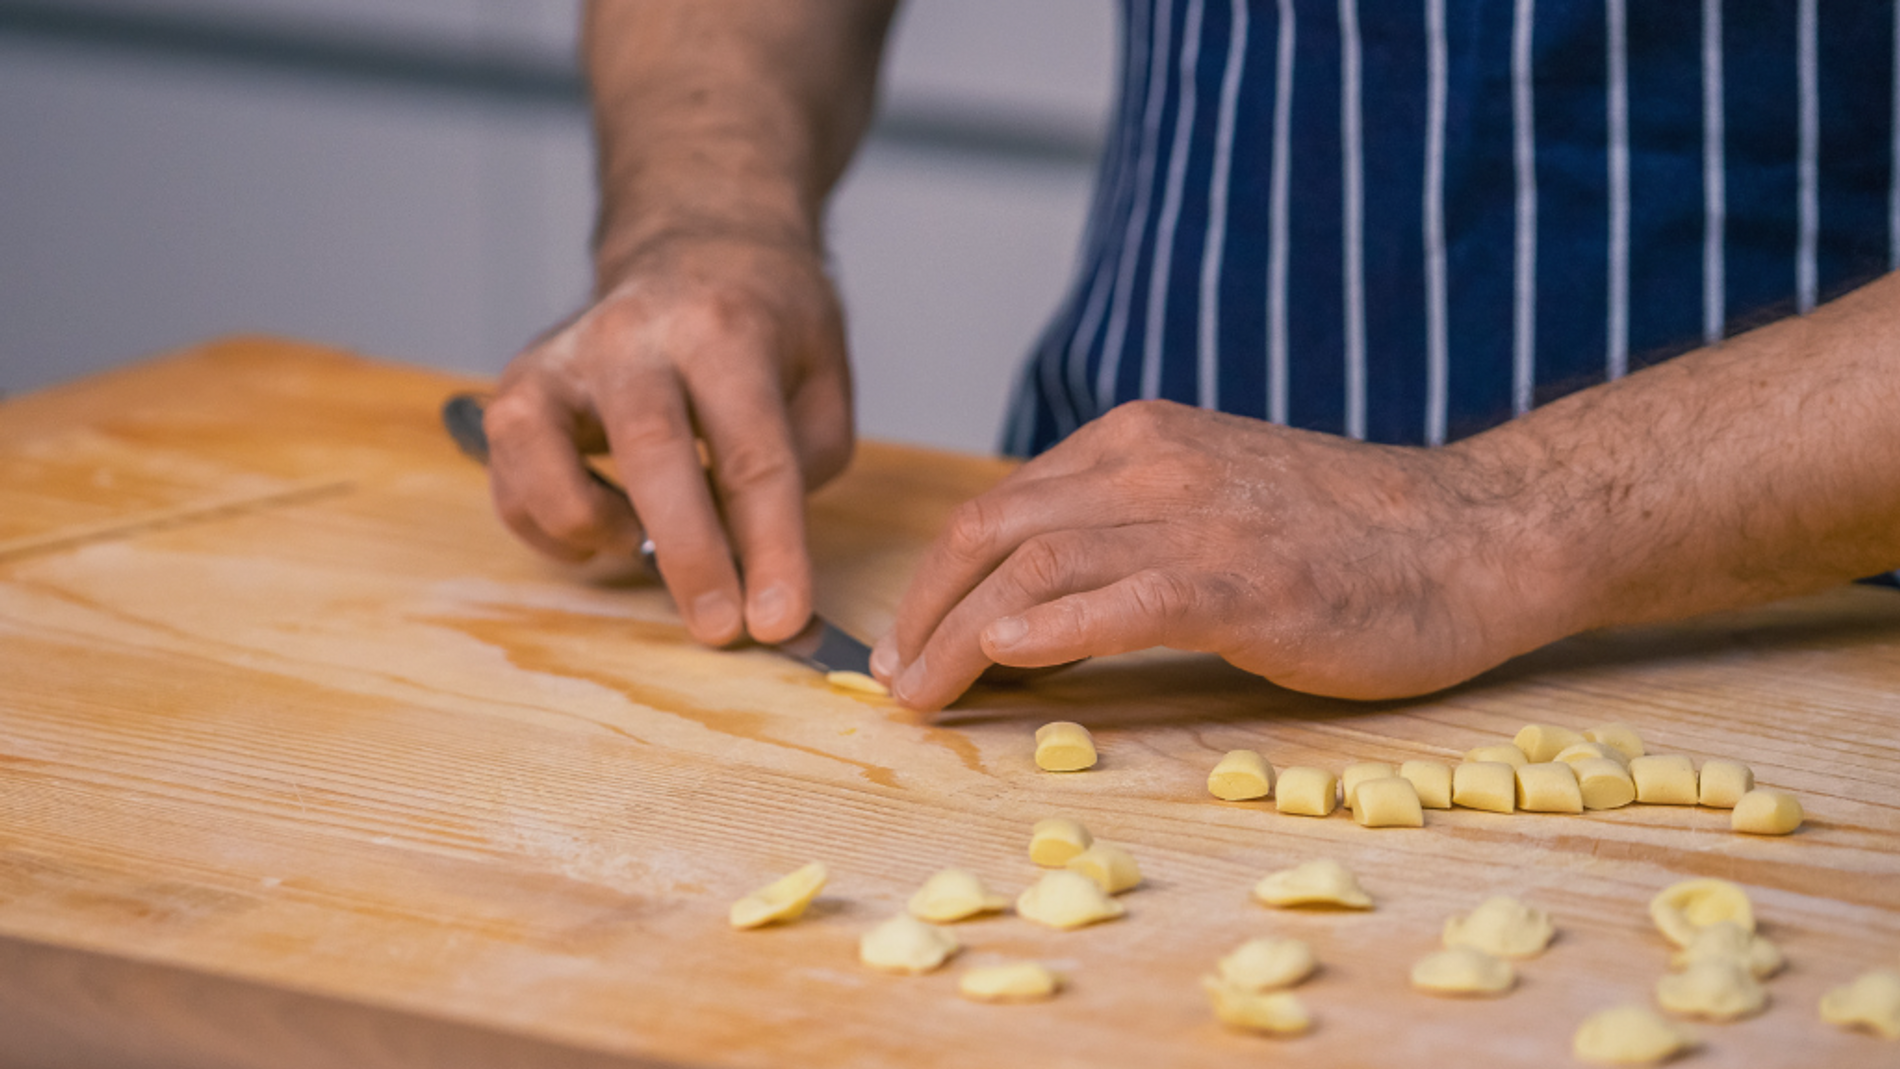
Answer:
441;392;873;676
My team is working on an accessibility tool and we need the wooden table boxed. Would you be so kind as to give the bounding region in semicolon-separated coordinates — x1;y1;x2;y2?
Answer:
2;338;1896;1068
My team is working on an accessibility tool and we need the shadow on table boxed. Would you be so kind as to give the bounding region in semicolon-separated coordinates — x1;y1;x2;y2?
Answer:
936;588;1900;729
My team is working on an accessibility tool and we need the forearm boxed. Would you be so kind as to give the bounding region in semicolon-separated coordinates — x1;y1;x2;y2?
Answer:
583;0;898;286
1464;272;1900;645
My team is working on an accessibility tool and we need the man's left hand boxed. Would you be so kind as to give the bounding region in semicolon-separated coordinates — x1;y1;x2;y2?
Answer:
870;400;1571;711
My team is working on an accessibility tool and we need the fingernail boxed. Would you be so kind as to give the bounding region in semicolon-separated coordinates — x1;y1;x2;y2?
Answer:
751;582;790;629
987;616;1028;649
691;591;740;639
894;651;928;705
869;635;899;680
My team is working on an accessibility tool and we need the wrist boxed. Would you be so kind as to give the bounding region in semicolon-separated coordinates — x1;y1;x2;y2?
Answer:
594;209;823;297
1432;431;1600;663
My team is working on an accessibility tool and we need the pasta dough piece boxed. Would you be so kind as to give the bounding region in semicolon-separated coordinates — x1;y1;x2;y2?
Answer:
959;961;1060;1002
860;914;959;974
1515;761;1584;813
1669;921;1784;979
1574;757;1637;810
1029;818;1093;866
1556;741;1626;767
1201;977;1312;1036
1208;749;1274;801
1340;761;1397;809
1452;761;1518;814
1034;721;1097;771
1410;946;1515;996
1583;723;1647;762
825;670;889;695
1572;1005;1697;1065
1252;859;1374;910
1399;759;1454;809
1217;937;1317;991
1630;755;1699;805
1820;969;1900;1040
1274;766;1338;817
1649;879;1755;949
1442;896;1555;959
1655;959;1768;1021
1515;723;1586;763
1465;743;1529;769
1731;788;1803;835
1016;870;1126;930
1065;842;1142;893
1696;759;1753;808
1352;776;1424;828
729;861;828;929
907;868;1009;923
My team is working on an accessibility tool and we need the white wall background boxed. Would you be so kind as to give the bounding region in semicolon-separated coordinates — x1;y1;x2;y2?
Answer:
0;0;1116;453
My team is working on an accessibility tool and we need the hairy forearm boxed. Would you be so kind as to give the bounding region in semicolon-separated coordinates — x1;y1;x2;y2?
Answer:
583;0;898;286
1462;272;1900;645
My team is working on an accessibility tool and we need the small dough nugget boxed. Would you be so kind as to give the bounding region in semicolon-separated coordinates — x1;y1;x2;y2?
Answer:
1274;766;1339;817
1516;761;1583;813
1656;959;1767;1021
1696;759;1754;808
1669;921;1783;979
1443;896;1555;959
825;670;889;696
1201;977;1312;1036
1556;741;1626;767
1649;878;1755;949
1066;842;1142;893
1820;968;1900;1040
1340;761;1397;809
1252;859;1373;910
1034;721;1098;772
1583;722;1647;762
1217;937;1317;991
1574;757;1637;810
1452;761;1518;814
1029;818;1093;866
860;914;959;974
1515;723;1586;763
729;861;828;929
1411;946;1515;996
908;868;1009;923
959;961;1060;1003
1016;870;1125;930
1208;749;1274;801
1465;743;1529;769
1400;759;1454;809
1731;788;1803;835
1630;754;1698;805
1572;1005;1697;1065
1353;776;1424;828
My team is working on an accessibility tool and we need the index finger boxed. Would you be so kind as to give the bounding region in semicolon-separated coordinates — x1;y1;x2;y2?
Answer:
597;367;746;646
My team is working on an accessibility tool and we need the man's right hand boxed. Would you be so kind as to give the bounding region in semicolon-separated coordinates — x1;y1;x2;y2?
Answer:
483;233;854;648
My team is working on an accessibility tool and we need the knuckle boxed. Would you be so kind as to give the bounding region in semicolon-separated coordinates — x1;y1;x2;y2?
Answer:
1128;568;1197;622
537;496;607;547
942;497;1004;563
481;394;544;447
716;438;798;496
1009;535;1076;596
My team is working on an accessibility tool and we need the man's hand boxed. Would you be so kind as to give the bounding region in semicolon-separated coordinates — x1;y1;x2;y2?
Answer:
484;233;852;647
483;0;894;646
871;400;1573;711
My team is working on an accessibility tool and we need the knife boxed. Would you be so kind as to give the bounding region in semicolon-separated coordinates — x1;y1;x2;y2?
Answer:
441;392;874;677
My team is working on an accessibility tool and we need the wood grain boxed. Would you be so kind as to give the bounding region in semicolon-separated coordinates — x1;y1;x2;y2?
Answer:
0;337;1896;1068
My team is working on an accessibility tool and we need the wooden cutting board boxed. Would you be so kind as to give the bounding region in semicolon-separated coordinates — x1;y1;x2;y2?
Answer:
1;337;1895;1068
